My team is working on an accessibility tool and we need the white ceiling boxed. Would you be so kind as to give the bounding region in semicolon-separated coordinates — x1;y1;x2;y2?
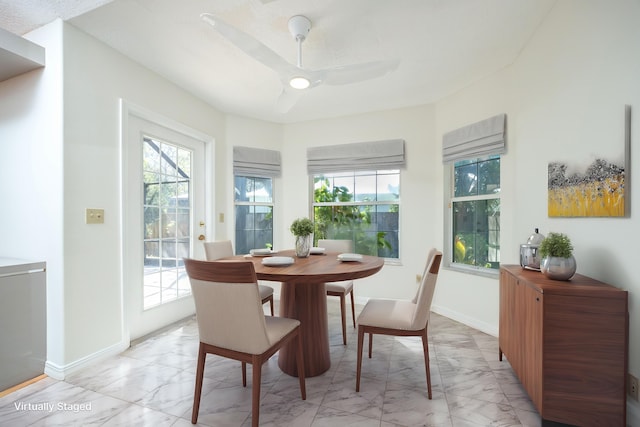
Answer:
0;0;556;123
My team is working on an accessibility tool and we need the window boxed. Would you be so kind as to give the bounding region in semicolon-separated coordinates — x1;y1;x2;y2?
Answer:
449;156;500;271
232;146;281;255
442;113;505;274
234;176;273;254
312;170;399;259
142;137;193;309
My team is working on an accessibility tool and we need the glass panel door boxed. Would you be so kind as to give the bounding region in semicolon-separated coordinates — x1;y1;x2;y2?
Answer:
123;109;208;340
143;137;193;309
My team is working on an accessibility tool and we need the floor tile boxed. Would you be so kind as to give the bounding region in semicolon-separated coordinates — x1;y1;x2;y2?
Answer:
0;303;536;426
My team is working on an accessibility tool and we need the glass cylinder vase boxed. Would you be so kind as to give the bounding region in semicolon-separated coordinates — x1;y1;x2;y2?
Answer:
295;234;312;258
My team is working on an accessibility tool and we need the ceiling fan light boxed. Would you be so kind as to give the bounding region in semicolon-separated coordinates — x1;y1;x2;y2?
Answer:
289;76;310;89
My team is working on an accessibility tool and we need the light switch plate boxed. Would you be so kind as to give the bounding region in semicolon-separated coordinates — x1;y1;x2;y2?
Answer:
86;208;104;224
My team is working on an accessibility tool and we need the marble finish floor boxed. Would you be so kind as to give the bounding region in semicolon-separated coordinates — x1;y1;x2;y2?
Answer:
0;301;540;426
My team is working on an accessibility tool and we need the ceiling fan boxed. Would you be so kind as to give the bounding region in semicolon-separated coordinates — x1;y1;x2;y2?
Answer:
201;13;400;112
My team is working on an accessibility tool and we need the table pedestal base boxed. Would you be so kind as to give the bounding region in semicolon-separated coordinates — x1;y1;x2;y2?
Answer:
278;280;330;377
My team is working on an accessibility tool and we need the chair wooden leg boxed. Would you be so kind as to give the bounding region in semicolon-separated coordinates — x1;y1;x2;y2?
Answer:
192;343;206;424
356;326;365;392
251;356;262;427
242;361;247;387
368;333;373;358
296;331;306;400
349;290;356;328
421;328;432;399
340;294;347;345
262;296;274;316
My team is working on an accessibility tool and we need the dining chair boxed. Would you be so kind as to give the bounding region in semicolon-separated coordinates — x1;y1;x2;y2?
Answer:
184;258;306;427
317;239;355;345
355;249;442;399
203;240;275;315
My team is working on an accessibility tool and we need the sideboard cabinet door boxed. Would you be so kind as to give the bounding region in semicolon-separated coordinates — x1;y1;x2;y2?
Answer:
499;265;628;427
500;269;543;411
519;281;543;410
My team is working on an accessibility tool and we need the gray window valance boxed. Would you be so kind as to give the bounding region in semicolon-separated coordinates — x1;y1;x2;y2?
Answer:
307;139;405;174
442;114;506;163
233;146;281;177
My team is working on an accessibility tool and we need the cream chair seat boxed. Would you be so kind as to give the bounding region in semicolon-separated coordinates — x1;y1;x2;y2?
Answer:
356;249;442;399
184;258;306;427
317;239;356;345
203;240;275;315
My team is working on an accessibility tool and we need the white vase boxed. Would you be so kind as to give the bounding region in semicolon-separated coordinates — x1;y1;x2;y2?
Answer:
295;234;312;258
540;255;577;281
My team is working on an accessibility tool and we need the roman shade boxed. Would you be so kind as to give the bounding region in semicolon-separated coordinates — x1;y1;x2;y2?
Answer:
307;139;405;174
442;114;506;163
233;146;281;177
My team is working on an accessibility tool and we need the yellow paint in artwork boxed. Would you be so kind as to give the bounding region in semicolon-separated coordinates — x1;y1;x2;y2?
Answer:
548;176;625;217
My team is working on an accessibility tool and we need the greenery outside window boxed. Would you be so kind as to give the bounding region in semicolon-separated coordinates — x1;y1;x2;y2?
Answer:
142;137;192;309
312;170;399;259
449;156;500;272
235;176;273;255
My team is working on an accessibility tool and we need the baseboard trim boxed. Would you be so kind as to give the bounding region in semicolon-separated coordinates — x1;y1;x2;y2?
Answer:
430;304;498;337
427;305;639;426
0;374;47;398
628;398;640;427
352;298;499;338
44;339;129;380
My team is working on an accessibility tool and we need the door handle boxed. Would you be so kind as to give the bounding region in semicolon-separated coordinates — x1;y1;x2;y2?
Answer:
198;234;205;241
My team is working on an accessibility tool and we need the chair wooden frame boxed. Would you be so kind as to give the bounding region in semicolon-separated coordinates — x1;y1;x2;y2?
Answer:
203;240;274;315
318;239;355;345
357;324;432;397
261;291;275;316
355;252;442;399
185;259;306;426
192;331;305;426
326;283;355;345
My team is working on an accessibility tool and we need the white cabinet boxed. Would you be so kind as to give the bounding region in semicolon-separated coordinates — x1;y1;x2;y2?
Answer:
0;258;46;391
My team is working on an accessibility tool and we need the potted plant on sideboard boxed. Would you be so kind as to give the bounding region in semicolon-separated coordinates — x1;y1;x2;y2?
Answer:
539;232;576;280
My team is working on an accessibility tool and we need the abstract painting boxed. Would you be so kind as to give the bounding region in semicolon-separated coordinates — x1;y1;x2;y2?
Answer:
548;105;630;217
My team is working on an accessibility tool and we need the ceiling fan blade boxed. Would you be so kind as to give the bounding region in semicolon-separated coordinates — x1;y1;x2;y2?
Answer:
201;13;296;77
275;86;304;113
202;12;399;113
320;59;400;86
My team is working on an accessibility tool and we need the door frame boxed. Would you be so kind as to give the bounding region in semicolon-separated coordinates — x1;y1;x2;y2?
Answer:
120;99;214;343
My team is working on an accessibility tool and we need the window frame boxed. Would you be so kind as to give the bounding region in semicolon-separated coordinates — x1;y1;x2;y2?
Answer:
311;169;401;262
233;174;275;255
141;136;194;310
444;156;501;278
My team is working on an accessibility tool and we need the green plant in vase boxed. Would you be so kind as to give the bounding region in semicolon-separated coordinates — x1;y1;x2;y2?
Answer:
538;232;576;280
290;218;314;257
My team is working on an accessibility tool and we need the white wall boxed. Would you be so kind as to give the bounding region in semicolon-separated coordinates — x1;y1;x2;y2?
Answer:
435;0;640;412
0;20;66;372
1;3;638;420
278;1;640;419
220;115;284;242
1;20;229;374
280;105;438;302
59;22;227;365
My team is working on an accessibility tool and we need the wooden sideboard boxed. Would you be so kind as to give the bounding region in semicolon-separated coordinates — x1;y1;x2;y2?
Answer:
499;265;628;427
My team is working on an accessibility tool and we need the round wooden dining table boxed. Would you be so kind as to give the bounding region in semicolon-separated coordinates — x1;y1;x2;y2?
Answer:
228;249;384;377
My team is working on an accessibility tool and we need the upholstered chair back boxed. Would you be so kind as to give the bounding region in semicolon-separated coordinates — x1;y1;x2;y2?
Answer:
317;239;353;253
203;240;234;260
184;259;272;354
410;251;443;330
